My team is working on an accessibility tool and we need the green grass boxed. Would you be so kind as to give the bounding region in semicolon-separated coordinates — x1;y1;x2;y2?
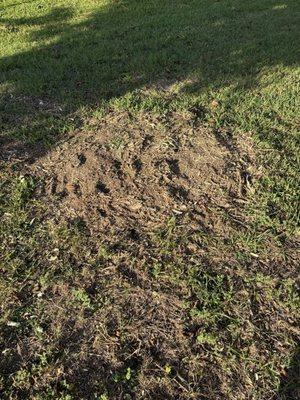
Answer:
0;0;300;399
0;175;299;399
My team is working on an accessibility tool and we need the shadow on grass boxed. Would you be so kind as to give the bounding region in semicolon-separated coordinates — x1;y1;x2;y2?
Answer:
279;347;300;400
0;0;299;146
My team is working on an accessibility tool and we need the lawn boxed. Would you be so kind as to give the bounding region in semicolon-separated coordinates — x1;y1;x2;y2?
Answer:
0;0;299;399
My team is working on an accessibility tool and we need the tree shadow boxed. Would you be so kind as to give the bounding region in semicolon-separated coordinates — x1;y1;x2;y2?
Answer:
0;0;299;149
279;347;300;399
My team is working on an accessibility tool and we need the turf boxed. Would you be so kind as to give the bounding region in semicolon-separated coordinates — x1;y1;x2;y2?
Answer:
0;0;299;399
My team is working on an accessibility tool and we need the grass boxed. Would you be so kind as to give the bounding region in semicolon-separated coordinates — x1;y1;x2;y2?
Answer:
0;0;300;399
0;175;299;399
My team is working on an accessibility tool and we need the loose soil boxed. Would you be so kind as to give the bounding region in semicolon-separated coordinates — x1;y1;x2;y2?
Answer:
33;112;255;239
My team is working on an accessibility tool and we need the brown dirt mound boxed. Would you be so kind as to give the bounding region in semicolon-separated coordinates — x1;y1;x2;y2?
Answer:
33;112;254;237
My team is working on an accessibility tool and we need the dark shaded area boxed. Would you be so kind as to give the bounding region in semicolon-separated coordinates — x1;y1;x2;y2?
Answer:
0;0;299;144
279;347;300;400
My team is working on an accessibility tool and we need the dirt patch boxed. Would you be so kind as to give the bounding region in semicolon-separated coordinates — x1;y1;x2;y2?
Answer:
32;111;255;238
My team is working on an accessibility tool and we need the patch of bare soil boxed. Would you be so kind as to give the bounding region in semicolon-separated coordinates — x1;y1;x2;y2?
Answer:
32;111;254;238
